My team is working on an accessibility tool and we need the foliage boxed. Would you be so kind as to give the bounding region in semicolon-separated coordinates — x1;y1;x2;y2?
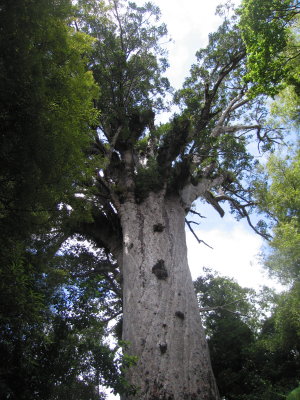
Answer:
239;0;300;151
269;14;300;129
287;385;300;400
254;150;300;283
0;0;98;239
195;269;259;399
71;3;283;254
0;235;125;399
0;0;127;398
78;0;170;130
239;0;300;96
172;15;278;235
250;283;300;400
195;269;300;400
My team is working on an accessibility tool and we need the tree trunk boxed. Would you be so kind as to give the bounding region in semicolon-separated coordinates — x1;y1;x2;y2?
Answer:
119;193;220;400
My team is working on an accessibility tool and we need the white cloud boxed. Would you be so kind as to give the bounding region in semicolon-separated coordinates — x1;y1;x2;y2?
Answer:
159;0;224;88
133;0;225;88
186;225;280;290
106;392;119;400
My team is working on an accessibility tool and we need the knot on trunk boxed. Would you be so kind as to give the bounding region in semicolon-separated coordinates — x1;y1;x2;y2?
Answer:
152;259;168;280
153;223;165;232
159;342;168;354
175;311;185;320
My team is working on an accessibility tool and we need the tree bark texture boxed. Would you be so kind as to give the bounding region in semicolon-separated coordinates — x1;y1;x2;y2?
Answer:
119;193;220;400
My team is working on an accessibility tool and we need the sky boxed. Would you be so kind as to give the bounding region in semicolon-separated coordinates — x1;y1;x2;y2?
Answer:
105;1;283;398
154;0;225;88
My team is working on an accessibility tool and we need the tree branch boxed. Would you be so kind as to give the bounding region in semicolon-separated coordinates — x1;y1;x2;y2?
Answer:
207;192;272;240
189;209;206;218
180;176;224;209
70;204;123;259
199;298;248;316
185;219;213;249
102;310;122;323
197;51;246;131
211;92;246;136
203;191;225;218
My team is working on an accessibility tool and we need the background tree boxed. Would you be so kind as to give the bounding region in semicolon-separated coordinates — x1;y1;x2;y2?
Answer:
238;6;300;395
0;1;126;398
250;145;300;400
254;150;300;284
0;236;126;399
194;269;258;400
195;269;300;400
239;0;300;96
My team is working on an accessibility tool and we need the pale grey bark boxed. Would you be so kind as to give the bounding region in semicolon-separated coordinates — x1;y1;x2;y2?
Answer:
179;177;224;210
119;193;220;400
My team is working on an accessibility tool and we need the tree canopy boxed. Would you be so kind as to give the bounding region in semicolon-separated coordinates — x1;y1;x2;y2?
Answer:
195;269;300;400
239;0;300;96
0;1;125;398
69;3;280;258
254;150;300;283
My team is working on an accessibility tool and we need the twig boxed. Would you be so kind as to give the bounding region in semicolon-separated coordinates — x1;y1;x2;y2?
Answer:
199;298;248;317
185;219;213;249
103;310;122;323
186;220;200;226
189;209;206;218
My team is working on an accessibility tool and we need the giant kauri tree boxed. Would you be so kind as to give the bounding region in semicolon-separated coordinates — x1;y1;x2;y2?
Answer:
66;1;283;399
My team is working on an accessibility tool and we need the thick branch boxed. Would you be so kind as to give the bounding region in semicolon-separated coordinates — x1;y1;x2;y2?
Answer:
212;124;261;137
208;193;271;240
209;52;245;106
122;149;136;198
203;191;225;218
71;205;123;259
211;92;246;136
197;51;246;131
113;0;125;52
180;176;224;209
110;126;123;150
